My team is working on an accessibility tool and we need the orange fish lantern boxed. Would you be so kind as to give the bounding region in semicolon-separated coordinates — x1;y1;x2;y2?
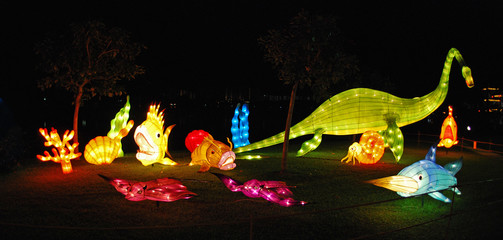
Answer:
341;130;385;164
438;106;458;148
37;128;81;174
185;130;236;172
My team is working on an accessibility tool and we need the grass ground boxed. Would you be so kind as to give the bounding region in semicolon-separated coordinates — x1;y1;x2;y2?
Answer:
1;137;502;240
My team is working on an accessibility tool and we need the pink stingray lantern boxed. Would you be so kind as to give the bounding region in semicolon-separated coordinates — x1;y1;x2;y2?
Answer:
212;173;307;207
99;175;196;202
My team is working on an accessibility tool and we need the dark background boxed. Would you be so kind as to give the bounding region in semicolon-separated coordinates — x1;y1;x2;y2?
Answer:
1;0;502;154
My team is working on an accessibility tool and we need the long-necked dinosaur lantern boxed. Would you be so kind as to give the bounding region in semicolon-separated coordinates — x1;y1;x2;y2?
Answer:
438;106;458;148
134;104;178;166
234;48;474;162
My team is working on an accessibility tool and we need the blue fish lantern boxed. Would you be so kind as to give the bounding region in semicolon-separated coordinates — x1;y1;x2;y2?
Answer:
367;145;462;203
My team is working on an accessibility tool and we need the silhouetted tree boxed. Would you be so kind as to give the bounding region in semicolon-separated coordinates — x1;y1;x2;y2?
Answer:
35;20;146;152
258;10;359;173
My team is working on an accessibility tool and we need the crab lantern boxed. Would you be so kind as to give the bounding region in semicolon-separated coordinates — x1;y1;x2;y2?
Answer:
438;106;458;148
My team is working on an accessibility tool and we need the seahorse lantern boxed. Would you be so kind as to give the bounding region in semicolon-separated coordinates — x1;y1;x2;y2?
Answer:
438;106;458;148
341;130;385;164
134;104;177;166
185;130;236;172
84;120;134;165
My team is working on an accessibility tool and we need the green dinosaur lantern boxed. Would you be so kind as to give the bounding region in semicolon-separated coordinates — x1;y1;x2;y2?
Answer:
107;95;131;157
235;48;474;162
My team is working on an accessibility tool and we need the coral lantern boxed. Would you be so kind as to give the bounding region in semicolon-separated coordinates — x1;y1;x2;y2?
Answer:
37;128;81;174
438;106;458;148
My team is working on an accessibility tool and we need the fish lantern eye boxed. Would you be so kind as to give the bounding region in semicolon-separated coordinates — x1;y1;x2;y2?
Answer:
156;132;161;138
211;150;215;155
418;175;423;181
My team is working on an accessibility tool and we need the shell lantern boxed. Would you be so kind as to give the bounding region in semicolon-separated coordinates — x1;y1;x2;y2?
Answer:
84;120;134;165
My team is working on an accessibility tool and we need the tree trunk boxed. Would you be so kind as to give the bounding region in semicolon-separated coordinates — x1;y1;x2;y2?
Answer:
73;84;84;154
281;81;299;174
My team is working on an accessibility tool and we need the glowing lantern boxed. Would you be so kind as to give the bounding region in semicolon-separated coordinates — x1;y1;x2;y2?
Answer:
341;130;385;164
37;128;81;174
99;175;196;202
367;145;462;203
234;48;474;162
379;115;404;162
231;103;250;148
438;106;458;148
107;95;131;157
186;130;236;172
212;173;307;207
84;120;134;165
134;104;178;166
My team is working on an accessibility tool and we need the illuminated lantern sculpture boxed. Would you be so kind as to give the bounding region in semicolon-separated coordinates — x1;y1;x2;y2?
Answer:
107;95;131;157
341;130;385;164
367;145;462;203
185;130;236;172
231;103;250;148
438;106;458;148
37;128;81;174
134;104;178;166
378;115;404;162
99;175;196;202
212;173;307;207
234;48;474;162
84;120;134;165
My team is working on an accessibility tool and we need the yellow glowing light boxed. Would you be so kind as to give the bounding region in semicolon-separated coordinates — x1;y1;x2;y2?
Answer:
37;128;81;174
438;106;458;148
84;120;134;165
341;130;385;164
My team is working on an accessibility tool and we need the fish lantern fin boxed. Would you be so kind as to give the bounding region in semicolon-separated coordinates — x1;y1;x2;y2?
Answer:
424;145;437;162
164;124;176;159
198;163;211;173
444;157;463;176
428;190;451;203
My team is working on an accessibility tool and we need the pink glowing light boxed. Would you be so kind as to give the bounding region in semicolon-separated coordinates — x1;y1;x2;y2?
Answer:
212;173;307;207
99;175;196;202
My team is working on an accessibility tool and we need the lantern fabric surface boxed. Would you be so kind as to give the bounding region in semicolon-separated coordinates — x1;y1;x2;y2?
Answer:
37;128;81;174
341;130;385;164
234;48;474;161
84;120;134;165
107;95;131;157
438;106;458;148
134;104;178;166
186;130;236;172
367;145;462;203
99;175;196;202
231;103;250;148
212;173;307;207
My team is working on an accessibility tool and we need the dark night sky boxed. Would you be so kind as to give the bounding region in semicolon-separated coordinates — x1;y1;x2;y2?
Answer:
1;0;502;143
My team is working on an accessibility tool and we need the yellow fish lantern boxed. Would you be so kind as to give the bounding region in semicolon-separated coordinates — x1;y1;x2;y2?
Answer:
134;104;178;166
185;130;236;172
438;106;458;148
84;120;134;165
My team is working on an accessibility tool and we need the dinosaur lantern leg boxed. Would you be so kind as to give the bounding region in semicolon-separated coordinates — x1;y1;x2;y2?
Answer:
297;128;325;156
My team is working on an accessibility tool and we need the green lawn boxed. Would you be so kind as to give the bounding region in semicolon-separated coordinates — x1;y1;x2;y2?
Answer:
1;137;502;239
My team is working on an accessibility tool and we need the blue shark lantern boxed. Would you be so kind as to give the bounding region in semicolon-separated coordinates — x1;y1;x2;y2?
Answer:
367;145;462;203
231;103;250;148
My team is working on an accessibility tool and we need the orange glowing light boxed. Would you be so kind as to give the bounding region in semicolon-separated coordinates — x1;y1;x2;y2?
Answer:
438;106;458;148
37;128;82;174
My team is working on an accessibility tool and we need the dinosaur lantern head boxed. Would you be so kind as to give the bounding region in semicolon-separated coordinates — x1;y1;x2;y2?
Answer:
134;104;177;166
